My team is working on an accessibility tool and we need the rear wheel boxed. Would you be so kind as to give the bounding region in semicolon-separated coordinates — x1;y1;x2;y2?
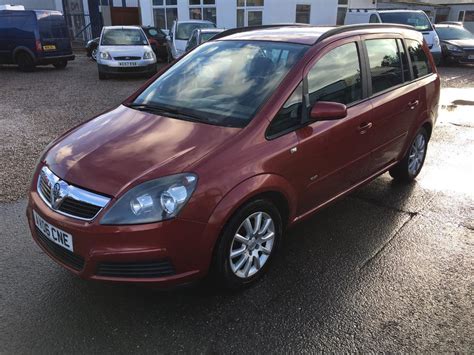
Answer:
16;52;35;72
389;127;429;182
213;199;282;289
53;61;67;69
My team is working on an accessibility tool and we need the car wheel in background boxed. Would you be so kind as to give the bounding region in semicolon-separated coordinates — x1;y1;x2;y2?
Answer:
16;52;35;72
53;61;67;69
390;127;429;182
213;199;282;289
91;48;98;61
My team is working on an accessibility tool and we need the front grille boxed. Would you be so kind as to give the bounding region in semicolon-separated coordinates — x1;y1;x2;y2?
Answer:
59;197;102;219
96;260;175;278
35;227;85;271
116;66;145;73
37;166;110;221
114;56;141;60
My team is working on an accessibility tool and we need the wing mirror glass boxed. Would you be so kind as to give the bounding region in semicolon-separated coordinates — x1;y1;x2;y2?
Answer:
310;101;347;121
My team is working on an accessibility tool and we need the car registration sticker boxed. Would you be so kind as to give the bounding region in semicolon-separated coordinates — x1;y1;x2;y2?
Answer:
118;61;137;66
33;210;74;252
43;45;56;51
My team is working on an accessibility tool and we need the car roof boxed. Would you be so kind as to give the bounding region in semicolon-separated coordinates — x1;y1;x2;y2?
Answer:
214;24;420;45
103;26;142;30
199;28;224;33
177;20;214;24
377;9;425;13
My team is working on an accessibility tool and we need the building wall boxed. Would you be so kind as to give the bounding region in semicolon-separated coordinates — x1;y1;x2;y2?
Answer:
141;0;338;29
447;4;474;32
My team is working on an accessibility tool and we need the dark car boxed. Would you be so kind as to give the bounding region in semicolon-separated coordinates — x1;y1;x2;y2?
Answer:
0;9;74;71
435;24;474;65
185;28;224;52
86;27;169;62
141;26;169;62
28;24;439;289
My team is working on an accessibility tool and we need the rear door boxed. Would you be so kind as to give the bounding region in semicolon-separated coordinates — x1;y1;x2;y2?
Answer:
362;35;421;173
36;11;72;57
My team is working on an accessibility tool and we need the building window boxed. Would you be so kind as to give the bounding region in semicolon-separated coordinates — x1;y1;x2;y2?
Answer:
296;4;310;24
465;11;474;22
153;0;177;30
189;0;216;24
336;0;348;25
236;0;263;27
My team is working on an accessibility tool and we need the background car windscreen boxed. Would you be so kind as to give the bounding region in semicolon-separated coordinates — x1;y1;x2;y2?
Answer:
201;32;219;42
36;13;69;39
380;12;433;31
436;26;474;40
176;22;215;40
101;28;148;45
134;40;308;127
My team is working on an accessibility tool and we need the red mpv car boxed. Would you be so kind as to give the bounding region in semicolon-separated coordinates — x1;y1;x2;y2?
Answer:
27;24;440;289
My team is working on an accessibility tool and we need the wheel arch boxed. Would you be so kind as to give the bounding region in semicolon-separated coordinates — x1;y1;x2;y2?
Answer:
12;46;36;63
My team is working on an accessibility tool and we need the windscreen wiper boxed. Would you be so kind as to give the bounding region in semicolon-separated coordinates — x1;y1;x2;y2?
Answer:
126;103;206;123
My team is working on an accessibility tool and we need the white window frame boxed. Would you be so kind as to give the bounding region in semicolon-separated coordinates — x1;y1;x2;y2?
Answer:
188;0;217;23
152;0;178;30
236;0;264;27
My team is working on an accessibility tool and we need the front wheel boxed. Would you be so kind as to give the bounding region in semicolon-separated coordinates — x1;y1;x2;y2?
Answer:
91;48;98;61
389;127;429;182
213;199;282;289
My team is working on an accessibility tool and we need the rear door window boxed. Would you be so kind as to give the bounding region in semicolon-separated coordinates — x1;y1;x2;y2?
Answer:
307;42;363;106
365;38;403;94
37;14;69;39
406;39;432;79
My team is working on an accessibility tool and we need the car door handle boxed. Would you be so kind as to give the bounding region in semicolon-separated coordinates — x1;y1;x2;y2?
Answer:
357;122;373;134
408;100;419;110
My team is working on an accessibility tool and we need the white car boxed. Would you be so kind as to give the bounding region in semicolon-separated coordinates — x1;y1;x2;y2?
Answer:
97;26;157;80
167;20;215;59
345;9;442;64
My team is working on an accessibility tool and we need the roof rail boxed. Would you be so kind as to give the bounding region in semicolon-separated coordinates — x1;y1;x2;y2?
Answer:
315;23;415;44
211;23;312;41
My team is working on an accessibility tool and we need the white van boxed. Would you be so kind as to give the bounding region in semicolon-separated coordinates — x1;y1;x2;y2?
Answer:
167;20;215;60
345;9;441;64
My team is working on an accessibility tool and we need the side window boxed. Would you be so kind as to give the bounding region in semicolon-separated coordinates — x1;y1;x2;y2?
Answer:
307;42;362;106
369;14;380;23
365;38;403;94
397;39;411;82
406;39;432;79
267;82;303;137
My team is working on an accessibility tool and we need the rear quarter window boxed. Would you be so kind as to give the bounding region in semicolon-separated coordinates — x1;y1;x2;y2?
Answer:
406;39;432;79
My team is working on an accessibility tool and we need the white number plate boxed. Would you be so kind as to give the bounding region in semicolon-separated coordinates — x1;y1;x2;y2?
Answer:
33;210;74;252
118;61;137;66
468;55;474;60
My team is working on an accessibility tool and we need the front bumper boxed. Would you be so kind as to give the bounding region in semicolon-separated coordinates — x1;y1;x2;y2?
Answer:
445;50;474;64
430;49;442;66
27;190;213;287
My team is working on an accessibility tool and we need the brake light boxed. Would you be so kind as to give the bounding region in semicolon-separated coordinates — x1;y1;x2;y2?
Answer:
36;40;42;52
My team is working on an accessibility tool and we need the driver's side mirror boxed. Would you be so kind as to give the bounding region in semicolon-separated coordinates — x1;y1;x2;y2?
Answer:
310;101;347;121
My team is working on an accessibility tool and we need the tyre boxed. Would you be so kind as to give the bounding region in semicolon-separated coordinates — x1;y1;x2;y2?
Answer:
213;199;282;289
389;127;429;182
98;71;108;80
53;61;67;69
16;52;35;72
91;48;98;61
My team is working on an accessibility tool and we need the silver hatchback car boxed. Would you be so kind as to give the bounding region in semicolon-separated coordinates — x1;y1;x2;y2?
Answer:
97;26;157;79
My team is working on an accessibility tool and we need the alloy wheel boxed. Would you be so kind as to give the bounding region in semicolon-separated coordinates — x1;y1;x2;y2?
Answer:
408;133;426;176
91;48;98;61
229;211;275;278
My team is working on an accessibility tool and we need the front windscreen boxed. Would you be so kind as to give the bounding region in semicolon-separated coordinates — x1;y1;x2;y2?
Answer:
380;12;433;31
176;22;215;40
101;28;148;46
133;40;308;127
436;26;474;40
37;13;69;39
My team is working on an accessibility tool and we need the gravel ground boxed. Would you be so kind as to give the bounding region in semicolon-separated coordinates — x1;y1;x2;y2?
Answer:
0;53;473;353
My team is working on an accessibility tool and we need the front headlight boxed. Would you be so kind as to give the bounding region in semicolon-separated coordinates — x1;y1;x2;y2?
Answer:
100;173;198;225
143;51;155;60
99;51;111;60
433;35;440;48
445;43;463;53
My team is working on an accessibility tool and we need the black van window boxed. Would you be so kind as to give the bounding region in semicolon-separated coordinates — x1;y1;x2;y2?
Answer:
406;39;432;79
366;38;403;94
307;42;362;106
267;81;303;137
37;14;69;39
